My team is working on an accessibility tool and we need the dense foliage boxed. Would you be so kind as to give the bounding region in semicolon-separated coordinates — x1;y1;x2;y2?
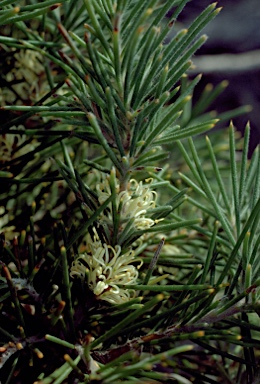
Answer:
0;1;259;383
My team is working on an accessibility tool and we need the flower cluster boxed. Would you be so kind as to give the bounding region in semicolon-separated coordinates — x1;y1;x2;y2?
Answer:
0;49;45;105
96;176;158;230
1;126;36;164
0;207;18;241
70;229;142;304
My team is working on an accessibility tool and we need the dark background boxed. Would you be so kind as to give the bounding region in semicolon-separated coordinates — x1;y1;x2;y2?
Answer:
178;0;260;154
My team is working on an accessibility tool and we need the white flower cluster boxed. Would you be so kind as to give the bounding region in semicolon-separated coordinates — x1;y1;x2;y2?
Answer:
96;177;157;230
13;50;44;84
1;126;36;163
70;177;161;304
1;50;45;105
70;229;142;304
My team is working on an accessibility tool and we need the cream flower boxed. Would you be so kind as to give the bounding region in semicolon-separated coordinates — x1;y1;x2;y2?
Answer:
1;127;35;163
0;206;18;240
2;49;46;104
70;229;142;304
13;50;44;84
96;177;158;230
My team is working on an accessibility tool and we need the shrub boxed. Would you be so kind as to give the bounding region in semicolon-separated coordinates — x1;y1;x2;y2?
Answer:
0;1;259;383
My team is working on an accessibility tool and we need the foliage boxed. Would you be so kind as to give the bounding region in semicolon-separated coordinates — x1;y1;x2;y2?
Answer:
0;1;259;383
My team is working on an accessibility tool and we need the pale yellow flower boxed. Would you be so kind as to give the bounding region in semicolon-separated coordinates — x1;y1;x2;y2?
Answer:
96;176;158;230
1;50;46;104
0;127;35;163
70;229;142;304
0;207;18;240
13;50;44;84
0;87;16;106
